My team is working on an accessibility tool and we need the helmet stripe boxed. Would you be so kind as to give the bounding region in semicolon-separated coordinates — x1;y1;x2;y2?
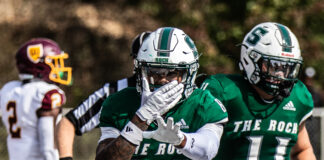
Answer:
158;27;174;57
185;36;198;58
276;24;292;52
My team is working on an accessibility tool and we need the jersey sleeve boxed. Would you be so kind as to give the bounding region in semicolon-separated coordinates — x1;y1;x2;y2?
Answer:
65;83;110;136
99;91;131;129
41;89;65;110
294;81;314;124
99;96;115;128
201;74;245;108
99;87;140;130
201;75;226;104
201;90;228;124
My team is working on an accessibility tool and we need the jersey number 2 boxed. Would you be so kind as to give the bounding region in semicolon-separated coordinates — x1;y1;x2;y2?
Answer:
7;101;21;138
247;136;290;160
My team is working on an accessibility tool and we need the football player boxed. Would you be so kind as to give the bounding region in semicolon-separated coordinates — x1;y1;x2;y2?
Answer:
96;27;228;160
56;31;151;160
201;22;316;159
0;38;72;160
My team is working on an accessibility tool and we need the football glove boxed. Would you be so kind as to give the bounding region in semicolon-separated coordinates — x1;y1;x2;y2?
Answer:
140;76;153;106
136;78;184;125
143;116;185;146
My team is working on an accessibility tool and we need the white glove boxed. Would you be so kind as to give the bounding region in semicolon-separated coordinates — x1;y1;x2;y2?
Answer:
140;76;153;106
142;116;185;146
136;78;184;125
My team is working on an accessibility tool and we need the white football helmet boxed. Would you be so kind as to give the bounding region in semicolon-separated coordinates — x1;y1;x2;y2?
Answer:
135;27;199;98
239;22;303;98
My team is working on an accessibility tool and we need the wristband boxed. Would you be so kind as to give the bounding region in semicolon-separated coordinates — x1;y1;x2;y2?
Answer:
120;121;143;145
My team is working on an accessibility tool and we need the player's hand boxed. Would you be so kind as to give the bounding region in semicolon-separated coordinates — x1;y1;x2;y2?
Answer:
142;116;184;145
140;75;153;106
136;78;184;125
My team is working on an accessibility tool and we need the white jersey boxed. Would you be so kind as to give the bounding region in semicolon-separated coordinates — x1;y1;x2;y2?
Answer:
0;80;65;160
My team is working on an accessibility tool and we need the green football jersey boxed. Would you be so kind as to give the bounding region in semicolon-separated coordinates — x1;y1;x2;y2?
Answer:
201;74;314;160
99;87;228;160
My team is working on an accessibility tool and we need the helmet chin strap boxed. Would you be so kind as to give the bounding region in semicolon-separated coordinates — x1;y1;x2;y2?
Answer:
260;97;275;104
149;76;155;91
252;84;277;103
254;83;290;103
19;73;34;80
183;84;195;99
148;76;164;91
277;81;294;100
19;73;44;84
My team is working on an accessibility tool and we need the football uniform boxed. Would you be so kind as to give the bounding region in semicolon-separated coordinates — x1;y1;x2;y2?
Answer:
0;80;65;160
200;74;313;160
99;87;228;160
65;76;136;135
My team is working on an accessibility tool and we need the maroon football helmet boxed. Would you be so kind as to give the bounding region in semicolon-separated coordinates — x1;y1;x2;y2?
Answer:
15;38;72;85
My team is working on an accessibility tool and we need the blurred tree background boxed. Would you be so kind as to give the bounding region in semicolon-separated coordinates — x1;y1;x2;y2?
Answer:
1;0;324;109
1;0;324;159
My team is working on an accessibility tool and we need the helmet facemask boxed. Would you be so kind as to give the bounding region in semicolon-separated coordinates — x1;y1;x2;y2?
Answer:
45;53;72;85
135;61;199;99
254;51;302;97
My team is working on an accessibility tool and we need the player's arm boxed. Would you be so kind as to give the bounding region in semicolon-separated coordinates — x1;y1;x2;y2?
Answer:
38;107;61;160
290;122;316;160
181;124;224;160
143;90;227;160
56;117;75;159
143;117;225;160
179;89;227;160
37;89;65;160
96;115;148;160
96;80;184;160
56;83;110;159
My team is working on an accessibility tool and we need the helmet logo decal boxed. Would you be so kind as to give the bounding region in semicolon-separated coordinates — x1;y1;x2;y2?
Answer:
27;44;44;63
246;27;268;46
185;36;198;58
276;24;292;53
155;58;168;63
157;27;174;57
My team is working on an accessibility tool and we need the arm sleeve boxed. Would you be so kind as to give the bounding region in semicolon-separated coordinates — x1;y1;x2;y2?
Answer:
65;83;110;135
179;123;224;160
38;116;59;160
